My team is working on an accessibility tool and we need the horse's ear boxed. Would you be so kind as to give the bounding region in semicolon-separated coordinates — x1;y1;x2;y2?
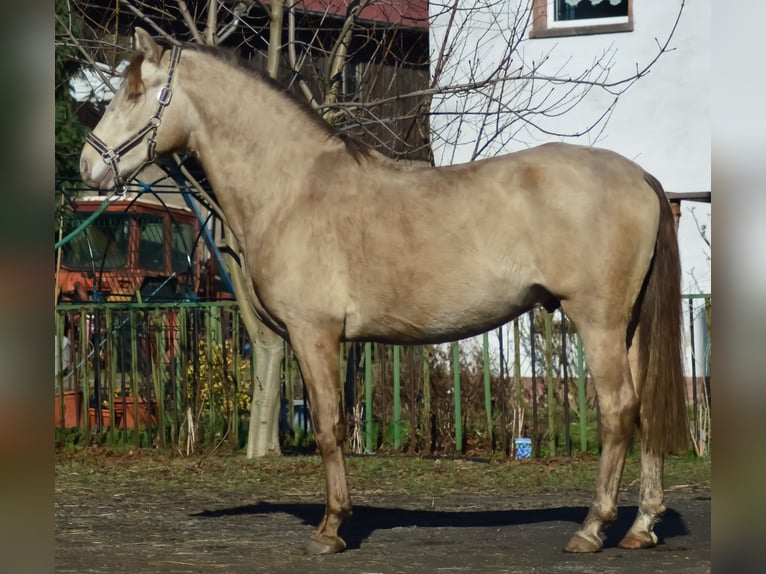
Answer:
133;27;162;64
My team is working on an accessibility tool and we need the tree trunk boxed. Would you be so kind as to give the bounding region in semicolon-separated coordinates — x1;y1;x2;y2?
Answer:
222;232;284;458
247;320;284;457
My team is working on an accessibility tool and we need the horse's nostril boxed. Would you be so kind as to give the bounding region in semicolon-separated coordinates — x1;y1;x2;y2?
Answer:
80;157;89;178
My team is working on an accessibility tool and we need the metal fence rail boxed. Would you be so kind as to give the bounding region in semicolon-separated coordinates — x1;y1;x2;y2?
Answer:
55;295;711;456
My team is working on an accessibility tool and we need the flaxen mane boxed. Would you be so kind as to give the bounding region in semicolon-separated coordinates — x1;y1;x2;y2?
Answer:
122;40;371;162
123;53;145;101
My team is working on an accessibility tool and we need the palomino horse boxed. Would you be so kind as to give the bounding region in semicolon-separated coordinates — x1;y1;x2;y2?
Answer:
80;28;688;555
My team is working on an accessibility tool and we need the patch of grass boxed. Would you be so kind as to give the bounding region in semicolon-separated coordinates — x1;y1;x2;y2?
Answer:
55;447;710;501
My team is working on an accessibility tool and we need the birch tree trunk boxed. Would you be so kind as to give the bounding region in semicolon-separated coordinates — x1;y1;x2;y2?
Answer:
221;231;284;458
247;318;284;457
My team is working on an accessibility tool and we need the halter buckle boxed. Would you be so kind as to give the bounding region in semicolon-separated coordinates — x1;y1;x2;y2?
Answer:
147;138;157;161
102;148;119;164
157;86;173;106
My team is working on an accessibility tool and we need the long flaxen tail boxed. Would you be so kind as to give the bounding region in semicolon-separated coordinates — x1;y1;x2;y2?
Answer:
637;172;689;455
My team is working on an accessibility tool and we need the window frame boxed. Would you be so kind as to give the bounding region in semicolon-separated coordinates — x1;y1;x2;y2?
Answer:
136;214;167;273
61;212;131;271
530;0;634;39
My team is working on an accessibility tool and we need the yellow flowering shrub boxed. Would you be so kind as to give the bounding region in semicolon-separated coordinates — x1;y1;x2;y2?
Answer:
187;338;252;421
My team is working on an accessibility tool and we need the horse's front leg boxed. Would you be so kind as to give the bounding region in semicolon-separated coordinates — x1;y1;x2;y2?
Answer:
289;327;351;554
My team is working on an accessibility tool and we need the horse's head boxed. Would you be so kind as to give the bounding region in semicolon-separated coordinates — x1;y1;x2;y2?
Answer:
80;28;186;190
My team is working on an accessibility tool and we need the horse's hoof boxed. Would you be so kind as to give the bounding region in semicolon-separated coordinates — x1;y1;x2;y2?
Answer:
563;532;603;553
619;530;658;549
305;535;346;555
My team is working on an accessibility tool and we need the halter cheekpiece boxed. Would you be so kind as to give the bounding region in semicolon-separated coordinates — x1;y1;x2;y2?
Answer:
85;45;183;191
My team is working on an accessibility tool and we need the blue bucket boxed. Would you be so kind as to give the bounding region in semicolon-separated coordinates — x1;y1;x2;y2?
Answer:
514;437;532;460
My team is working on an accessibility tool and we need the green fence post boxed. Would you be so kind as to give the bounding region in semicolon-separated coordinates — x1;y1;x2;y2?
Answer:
688;297;698;436
232;307;240;447
155;309;167;448
452;341;462;453
55;310;65;437
130;308;140;448
80;308;90;440
422;347;431;452
560;308;571;457
577;335;587;453
393;344;401;450
287;345;295;433
364;342;373;452
106;307;116;444
206;307;215;444
482;332;493;445
378;344;388;446
177;308;187;449
513;318;522;452
544;311;555;456
210;305;221;344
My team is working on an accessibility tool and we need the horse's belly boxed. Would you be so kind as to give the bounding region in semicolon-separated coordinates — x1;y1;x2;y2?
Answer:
343;287;536;345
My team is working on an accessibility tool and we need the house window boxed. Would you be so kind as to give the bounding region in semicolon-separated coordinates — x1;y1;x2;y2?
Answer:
530;0;633;38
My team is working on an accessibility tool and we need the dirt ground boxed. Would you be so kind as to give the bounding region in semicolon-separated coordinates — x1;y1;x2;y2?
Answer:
56;467;710;574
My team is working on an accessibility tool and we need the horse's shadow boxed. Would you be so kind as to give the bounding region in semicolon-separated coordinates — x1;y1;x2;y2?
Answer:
192;500;687;551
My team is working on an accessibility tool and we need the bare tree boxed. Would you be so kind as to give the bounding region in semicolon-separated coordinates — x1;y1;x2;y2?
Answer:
56;0;685;455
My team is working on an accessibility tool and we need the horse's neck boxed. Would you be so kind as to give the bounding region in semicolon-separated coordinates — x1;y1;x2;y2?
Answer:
180;53;349;240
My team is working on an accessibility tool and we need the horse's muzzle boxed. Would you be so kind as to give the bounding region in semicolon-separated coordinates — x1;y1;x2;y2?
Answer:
80;154;116;191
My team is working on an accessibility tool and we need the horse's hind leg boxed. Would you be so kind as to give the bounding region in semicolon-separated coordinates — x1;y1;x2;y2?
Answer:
561;316;638;553
619;446;665;548
289;327;351;554
619;332;666;549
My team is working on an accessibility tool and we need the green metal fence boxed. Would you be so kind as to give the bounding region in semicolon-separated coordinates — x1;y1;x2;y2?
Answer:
55;295;711;457
55;302;250;450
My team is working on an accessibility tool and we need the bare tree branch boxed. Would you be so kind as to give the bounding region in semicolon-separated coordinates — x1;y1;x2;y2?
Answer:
216;1;257;44
62;0;685;164
323;0;368;120
286;0;319;108
176;0;204;43
117;0;181;45
205;0;219;45
55;12;116;94
266;0;284;79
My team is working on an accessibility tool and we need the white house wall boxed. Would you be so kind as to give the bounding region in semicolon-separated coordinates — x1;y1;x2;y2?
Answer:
429;0;710;295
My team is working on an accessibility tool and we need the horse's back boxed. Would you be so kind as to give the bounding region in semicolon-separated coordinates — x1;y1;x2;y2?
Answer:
385;142;661;291
331;143;661;342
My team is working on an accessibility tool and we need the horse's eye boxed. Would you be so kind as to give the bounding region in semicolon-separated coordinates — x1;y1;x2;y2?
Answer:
126;89;144;103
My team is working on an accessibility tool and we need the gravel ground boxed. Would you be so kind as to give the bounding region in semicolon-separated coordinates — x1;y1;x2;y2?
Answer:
56;477;710;573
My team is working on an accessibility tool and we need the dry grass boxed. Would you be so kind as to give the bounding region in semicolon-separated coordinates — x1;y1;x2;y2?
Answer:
55;447;710;500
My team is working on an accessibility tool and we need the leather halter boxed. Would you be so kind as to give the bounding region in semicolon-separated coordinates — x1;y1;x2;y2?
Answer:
85;46;182;190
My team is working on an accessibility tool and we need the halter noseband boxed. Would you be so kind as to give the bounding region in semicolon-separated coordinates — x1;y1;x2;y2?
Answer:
85;45;183;191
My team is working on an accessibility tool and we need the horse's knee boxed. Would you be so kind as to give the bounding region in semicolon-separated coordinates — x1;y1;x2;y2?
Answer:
314;419;345;451
333;418;346;443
